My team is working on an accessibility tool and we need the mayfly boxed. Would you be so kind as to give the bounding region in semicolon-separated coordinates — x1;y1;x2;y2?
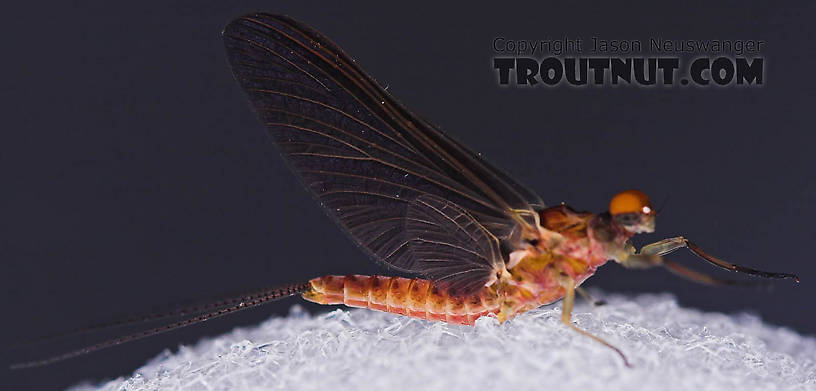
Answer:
12;13;799;369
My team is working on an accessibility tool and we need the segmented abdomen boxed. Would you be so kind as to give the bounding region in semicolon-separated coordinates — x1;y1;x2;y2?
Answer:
303;275;500;325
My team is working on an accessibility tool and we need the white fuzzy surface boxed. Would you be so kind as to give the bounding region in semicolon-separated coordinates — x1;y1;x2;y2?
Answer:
70;293;816;391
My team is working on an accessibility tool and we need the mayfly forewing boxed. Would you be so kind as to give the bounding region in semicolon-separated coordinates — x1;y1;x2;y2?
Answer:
405;194;505;295
14;13;549;370
222;14;543;278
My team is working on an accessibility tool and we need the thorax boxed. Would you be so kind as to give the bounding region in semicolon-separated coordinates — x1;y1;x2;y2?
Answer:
495;204;622;321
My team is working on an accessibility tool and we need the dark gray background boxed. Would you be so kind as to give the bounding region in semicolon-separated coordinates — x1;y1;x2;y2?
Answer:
3;1;814;389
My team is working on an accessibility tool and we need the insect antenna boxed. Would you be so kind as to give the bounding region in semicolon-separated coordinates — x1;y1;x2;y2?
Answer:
655;194;670;215
9;281;311;370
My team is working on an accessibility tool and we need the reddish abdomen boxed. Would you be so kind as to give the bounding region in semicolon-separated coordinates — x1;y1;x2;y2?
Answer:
302;275;500;325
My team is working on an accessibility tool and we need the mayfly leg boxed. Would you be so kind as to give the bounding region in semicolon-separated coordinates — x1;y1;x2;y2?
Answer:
660;259;769;287
575;287;606;306
557;274;631;367
621;253;760;287
639;236;800;282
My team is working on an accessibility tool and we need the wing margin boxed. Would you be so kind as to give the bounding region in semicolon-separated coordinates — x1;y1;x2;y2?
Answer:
222;13;543;280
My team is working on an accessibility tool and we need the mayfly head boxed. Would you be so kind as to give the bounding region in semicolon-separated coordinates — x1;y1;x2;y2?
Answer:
609;189;656;234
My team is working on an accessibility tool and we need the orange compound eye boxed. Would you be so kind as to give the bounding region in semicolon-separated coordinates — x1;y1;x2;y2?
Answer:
609;190;652;216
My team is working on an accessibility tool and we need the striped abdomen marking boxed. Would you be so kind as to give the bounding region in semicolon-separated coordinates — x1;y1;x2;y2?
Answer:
302;275;500;325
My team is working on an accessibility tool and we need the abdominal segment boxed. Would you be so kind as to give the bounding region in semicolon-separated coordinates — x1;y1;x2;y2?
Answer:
303;275;500;325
